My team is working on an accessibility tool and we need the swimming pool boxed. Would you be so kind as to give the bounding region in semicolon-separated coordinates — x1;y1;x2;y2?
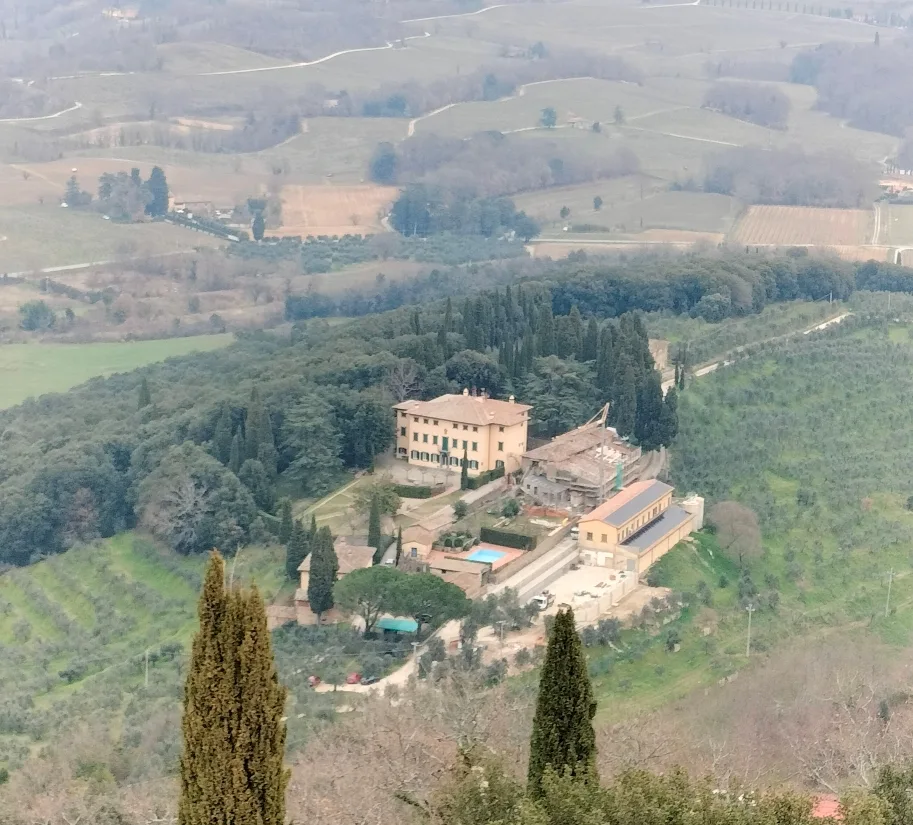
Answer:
465;548;507;564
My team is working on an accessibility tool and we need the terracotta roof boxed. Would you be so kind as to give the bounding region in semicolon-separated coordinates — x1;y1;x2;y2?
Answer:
298;537;375;575
394;393;531;427
581;480;672;527
812;795;841;819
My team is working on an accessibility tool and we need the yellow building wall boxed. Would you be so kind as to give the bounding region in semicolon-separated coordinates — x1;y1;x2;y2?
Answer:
394;409;527;474
578;520;620;552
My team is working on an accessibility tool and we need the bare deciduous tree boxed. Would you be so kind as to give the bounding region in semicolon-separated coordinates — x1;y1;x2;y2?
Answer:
387;359;421;402
710;500;762;567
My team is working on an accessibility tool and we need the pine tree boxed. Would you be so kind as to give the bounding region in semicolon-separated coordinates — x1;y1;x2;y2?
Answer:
145;166;169;217
394;526;403;567
527;607;596;798
367;495;382;551
307;526;338;622
278;499;293;545
460;448;469;490
138;377;152;410
212;402;233;465
229;432;244;475
179;552;288;825
285;519;309;581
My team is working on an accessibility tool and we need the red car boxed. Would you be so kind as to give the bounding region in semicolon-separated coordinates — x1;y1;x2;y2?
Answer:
345;672;362;685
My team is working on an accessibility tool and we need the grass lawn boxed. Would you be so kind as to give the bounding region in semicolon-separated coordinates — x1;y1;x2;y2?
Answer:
0;335;233;409
0;205;219;271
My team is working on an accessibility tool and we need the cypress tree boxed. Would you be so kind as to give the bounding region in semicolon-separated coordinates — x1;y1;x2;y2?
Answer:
245;389;264;462
583;317;599;362
537;304;556;357
212;402;233;465
460;448;469;490
179;552;288;825
367;495;382;552
278;499;293;545
568;305;584;359
285;519;309;582
634;372;664;451
658;386;679;446
443;296;453;333
307;526;338;622
394;526;403;567
229;432;244;475
138;377;152;410
527;607;596;798
613;362;638;438
308;514;318;543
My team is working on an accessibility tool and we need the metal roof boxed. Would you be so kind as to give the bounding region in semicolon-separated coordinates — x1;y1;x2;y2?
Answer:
621;505;692;552
600;480;672;527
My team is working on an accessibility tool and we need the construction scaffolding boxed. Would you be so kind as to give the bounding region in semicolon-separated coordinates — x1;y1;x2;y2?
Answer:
521;405;642;512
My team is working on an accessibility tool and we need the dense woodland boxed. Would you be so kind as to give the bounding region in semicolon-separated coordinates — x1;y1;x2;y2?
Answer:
702;81;791;129
0;251;910;569
370;131;640;198
790;41;913;136
696;146;877;207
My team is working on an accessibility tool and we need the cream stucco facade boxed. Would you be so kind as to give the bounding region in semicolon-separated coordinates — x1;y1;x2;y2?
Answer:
577;480;696;575
393;390;531;476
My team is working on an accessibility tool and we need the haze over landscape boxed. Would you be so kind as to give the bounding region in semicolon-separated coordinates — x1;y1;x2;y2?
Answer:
5;1;913;824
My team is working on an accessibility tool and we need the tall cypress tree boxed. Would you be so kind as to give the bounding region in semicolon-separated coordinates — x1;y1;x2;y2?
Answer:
138;377;152;410
568;305;584;359
229;432;244;475
179;552;288;825
537;304;556;357
367;495;382;552
658;385;679;446
583;317;599;362
285;519;309;582
278;499;293;546
460;448;469;490
612;362;638;438
245;389;264;462
634;372;664;451
394;526;403;567
212;402;233;465
307;526;338;622
527;607;596;798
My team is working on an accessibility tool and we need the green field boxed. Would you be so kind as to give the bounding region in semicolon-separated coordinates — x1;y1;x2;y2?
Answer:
877;203;913;248
0;335;233;409
0;205;221;272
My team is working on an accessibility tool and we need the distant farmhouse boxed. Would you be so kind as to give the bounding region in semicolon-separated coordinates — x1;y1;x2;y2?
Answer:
394;389;531;476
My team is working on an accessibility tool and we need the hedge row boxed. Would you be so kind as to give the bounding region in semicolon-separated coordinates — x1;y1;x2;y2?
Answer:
465;466;505;490
480;526;537;551
393;484;436;499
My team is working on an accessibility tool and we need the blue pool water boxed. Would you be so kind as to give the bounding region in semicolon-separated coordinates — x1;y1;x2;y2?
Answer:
466;548;507;564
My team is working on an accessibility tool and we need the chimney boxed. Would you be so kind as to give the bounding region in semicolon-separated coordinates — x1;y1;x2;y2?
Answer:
509;394;515;404
463;388;469;396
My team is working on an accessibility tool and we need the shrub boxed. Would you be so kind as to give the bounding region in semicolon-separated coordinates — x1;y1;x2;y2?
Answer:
453;501;469;519
393;483;435;499
479;526;536;550
502;498;520;518
465;465;506;490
